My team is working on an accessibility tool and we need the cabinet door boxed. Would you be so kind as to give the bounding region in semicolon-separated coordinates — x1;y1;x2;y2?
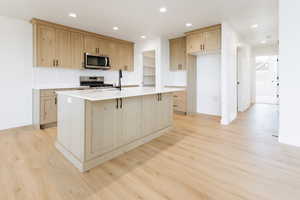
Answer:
84;36;99;55
55;29;71;68
169;39;178;71
70;32;84;69
40;96;57;124
36;25;56;67
169;37;186;71
109;41;120;70
119;43;133;71
97;38;110;56
157;93;173;130
86;100;116;160
118;97;142;145
186;32;204;54
142;95;158;137
204;29;221;52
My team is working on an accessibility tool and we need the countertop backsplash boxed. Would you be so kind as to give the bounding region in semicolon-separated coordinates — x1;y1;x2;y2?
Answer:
32;67;140;89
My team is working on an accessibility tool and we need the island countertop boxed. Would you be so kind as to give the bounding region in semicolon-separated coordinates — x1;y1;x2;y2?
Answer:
56;87;185;101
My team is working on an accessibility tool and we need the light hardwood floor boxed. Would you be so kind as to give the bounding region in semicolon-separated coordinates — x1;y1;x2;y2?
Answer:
1;104;300;200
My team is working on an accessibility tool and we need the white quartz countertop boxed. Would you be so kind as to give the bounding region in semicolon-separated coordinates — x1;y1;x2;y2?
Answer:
56;87;185;101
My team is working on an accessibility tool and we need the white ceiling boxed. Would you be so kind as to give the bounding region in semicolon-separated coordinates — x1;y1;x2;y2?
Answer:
0;0;278;45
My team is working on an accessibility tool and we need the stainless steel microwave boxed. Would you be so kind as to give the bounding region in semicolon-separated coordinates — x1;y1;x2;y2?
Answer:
84;53;111;70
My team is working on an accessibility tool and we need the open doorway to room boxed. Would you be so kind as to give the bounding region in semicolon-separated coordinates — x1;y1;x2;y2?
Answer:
255;55;279;105
236;45;279;138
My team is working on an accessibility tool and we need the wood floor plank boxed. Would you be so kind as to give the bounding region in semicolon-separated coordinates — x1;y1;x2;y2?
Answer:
1;104;300;200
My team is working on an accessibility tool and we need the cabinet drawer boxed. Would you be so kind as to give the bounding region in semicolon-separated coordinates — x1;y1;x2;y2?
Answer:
173;103;186;112
40;89;56;97
173;91;186;100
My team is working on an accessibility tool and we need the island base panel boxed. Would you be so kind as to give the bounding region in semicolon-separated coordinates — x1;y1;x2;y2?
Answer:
55;127;171;172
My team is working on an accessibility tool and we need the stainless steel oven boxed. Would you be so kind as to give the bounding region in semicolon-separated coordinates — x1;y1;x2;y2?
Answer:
84;53;110;70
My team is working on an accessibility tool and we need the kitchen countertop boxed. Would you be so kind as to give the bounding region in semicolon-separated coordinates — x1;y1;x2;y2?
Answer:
56;87;185;101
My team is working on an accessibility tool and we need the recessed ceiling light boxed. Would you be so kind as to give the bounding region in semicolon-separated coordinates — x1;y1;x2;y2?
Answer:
186;23;193;27
68;13;77;18
251;24;258;29
113;26;119;30
261;40;267;44
159;7;167;13
141;35;147;39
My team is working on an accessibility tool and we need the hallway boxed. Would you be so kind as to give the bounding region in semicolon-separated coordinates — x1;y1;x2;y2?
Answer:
234;104;279;136
1;104;300;200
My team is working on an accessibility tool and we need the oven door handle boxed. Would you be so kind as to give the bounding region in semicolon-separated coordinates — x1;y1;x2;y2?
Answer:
105;57;109;66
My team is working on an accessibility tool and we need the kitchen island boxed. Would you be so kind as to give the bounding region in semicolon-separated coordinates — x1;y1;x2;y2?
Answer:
55;87;184;172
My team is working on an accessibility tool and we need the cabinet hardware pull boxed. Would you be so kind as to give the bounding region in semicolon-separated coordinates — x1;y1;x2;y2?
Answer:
160;93;162;101
53;60;56;67
56;60;59;66
157;94;160;101
116;98;119;109
120;98;123;109
203;44;205;51
55;97;57;105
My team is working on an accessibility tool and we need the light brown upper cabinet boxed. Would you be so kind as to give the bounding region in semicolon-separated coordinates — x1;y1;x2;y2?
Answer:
204;29;221;52
169;36;186;71
32;18;134;71
186;32;204;54
186;24;221;54
36;25;56;67
119;43;134;71
70;32;84;69
55;29;72;68
34;24;73;69
84;36;100;55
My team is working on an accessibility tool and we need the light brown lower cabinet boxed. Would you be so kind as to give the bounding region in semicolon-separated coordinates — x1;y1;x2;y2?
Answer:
173;90;187;114
33;88;85;129
40;96;57;125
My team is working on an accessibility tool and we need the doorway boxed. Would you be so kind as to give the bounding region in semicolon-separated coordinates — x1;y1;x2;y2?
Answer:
255;55;279;105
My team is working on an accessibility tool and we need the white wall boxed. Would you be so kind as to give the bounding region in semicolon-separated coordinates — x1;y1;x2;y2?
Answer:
0;16;33;130
221;22;239;125
197;54;221;116
237;44;252;112
278;0;300;147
